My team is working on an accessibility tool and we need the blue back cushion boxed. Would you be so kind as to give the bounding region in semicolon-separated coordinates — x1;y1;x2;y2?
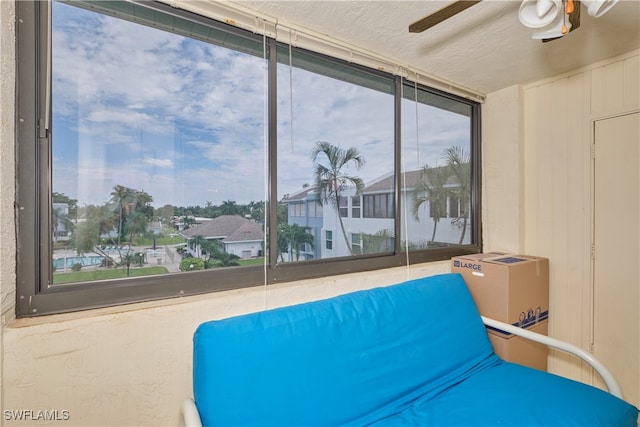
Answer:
193;273;496;426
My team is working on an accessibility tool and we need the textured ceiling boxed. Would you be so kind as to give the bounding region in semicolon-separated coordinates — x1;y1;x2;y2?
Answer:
232;0;640;94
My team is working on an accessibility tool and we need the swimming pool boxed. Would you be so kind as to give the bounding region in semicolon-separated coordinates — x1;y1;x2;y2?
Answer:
53;255;104;270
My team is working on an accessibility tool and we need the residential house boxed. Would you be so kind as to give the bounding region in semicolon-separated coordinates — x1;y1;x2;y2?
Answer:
181;215;263;259
288;168;470;259
283;187;323;260
52;202;72;242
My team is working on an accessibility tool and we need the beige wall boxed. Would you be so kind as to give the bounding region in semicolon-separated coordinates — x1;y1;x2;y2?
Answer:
522;51;640;384
1;0;637;424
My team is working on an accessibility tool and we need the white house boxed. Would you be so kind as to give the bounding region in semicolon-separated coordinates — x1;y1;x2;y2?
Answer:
180;215;263;259
289;168;471;259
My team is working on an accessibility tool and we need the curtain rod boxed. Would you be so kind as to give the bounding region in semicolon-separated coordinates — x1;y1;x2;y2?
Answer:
161;0;486;103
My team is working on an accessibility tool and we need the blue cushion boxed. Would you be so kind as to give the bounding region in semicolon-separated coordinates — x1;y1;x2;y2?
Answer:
193;273;496;426
192;272;638;426
370;362;638;426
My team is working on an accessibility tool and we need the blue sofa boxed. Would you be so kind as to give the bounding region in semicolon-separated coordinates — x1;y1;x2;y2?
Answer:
185;273;638;426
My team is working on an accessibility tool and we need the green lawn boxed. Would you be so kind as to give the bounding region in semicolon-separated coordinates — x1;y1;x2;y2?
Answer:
237;257;265;266
54;258;264;284
53;266;169;284
133;234;185;246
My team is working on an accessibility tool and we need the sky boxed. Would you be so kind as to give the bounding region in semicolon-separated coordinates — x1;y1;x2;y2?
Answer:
51;1;470;209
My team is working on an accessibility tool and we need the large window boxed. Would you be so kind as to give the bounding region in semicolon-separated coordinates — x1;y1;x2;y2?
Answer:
276;46;395;261
400;83;476;249
16;0;481;316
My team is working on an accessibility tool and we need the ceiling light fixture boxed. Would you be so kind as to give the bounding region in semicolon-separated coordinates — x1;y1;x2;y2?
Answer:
518;0;619;41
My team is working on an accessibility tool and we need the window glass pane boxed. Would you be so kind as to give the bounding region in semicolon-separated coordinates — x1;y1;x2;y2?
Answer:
277;47;395;261
351;196;361;218
51;1;266;284
401;84;473;249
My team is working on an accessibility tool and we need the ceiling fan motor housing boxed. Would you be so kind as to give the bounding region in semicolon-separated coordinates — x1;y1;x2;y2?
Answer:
519;0;563;28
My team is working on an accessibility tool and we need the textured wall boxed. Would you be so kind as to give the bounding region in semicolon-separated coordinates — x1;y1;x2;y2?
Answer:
0;0;16;324
2;263;451;426
0;3;16;423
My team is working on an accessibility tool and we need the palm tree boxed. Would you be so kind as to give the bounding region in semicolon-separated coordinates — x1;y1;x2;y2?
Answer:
276;224;289;262
125;211;148;246
412;164;450;244
312;141;365;256
279;223;315;261
444;146;471;244
190;234;208;259
133;190;154;220
109;185;134;246
200;239;223;268
219;200;239;216
209;251;240;267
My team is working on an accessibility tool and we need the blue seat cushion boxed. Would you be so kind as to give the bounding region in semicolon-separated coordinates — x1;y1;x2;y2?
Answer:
370;361;638;426
192;272;638;426
193;273;496;426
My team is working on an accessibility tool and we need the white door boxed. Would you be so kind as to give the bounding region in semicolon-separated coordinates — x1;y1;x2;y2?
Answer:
593;112;639;406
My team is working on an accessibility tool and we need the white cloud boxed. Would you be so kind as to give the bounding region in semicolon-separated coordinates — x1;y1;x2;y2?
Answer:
143;158;174;168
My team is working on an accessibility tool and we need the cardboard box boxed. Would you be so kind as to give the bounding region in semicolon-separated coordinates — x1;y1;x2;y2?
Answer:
451;253;549;370
488;321;548;372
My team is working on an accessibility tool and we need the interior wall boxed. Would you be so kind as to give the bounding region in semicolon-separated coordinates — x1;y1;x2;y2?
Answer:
521;50;640;384
0;1;17;422
481;85;525;253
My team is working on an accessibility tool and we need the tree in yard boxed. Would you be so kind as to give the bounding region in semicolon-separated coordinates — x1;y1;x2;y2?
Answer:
444;146;471;244
219;200;239;216
109;184;134;246
411;163;450;244
312;141;365;256
209;251;240;268
201;239;224;268
73;219;100;256
190;234;208;259
278;223;315;261
156;204;175;227
361;228;395;254
71;205;117;264
125;211;149;246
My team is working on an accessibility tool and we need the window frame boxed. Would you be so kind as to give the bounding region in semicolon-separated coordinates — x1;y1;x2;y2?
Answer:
15;0;482;317
325;230;333;250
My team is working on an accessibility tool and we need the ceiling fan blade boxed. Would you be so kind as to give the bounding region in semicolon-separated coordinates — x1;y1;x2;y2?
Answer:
409;1;483;33
542;0;581;43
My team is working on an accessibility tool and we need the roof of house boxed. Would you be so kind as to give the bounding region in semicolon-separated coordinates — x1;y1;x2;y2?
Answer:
362;168;459;194
282;186;319;202
180;215;263;242
282;167;462;202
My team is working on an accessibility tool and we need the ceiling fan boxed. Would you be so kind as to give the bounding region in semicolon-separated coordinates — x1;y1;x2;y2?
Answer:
409;0;618;42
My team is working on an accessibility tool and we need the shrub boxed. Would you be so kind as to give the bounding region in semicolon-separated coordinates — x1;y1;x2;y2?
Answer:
71;263;82;272
179;257;204;272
